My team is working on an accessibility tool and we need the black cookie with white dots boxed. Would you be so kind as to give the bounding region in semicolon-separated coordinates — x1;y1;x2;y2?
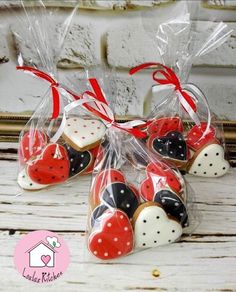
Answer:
90;204;109;228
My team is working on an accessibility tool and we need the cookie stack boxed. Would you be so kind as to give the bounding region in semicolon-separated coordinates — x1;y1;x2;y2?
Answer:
88;159;188;260
146;117;229;177
17;117;106;190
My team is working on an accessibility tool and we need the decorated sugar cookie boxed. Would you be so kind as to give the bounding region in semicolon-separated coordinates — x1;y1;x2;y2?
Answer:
147;117;184;136
19;130;48;164
188;143;229;177
133;202;182;248
90;204;109;228
17;168;48;190
88;209;133;260
62;117;106;151
101;182;139;218
27;143;70;184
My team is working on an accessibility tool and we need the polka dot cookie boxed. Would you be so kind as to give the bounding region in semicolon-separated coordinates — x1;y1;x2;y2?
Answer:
62;117;106;151
133;202;182;248
17;168;48;190
88;209;134;260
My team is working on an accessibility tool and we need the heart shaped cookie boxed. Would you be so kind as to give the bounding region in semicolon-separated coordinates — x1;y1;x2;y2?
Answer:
62;117;106;151
133;202;182;248
186;122;217;151
101;182;139;219
147;117;184;136
90;204;109;228
27;144;70;184
188;143;229;177
153;190;188;227
19;130;48;164
88;209;133;260
17;168;48;190
149;131;188;161
91;169;126;206
64;144;92;177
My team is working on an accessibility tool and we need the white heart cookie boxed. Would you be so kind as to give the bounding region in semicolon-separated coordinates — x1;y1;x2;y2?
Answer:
62;117;106;151
134;205;182;248
189;144;229;178
17;168;48;190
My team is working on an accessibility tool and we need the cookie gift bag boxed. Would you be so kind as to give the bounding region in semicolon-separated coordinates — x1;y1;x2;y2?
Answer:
130;10;232;177
83;80;198;261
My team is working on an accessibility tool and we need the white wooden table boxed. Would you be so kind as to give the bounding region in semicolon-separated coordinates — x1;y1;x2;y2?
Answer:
0;142;236;291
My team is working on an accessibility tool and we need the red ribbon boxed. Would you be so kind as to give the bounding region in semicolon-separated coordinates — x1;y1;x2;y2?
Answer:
17;66;60;119
129;62;197;113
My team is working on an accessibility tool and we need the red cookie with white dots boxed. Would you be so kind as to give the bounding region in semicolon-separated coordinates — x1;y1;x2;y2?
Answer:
147;117;184;136
186;122;217;151
19;130;48;164
91;169;126;206
62;117;106;151
27;143;70;185
88;209;134;260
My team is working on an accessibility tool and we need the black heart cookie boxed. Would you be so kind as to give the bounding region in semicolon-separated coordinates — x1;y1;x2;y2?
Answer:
153;190;188;227
90;204;109;228
152;131;188;161
101;182;139;219
64;144;92;177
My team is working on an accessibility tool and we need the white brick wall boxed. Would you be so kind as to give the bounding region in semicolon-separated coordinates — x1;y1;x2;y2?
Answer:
0;0;236;119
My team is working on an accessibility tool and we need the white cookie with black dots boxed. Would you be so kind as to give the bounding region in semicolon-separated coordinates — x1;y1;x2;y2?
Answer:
189;144;229;178
17;168;48;190
62;117;106;151
133;203;182;248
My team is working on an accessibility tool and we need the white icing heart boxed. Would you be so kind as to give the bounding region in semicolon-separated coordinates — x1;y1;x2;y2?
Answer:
63;117;106;150
17;168;48;190
189;144;229;178
134;205;182;248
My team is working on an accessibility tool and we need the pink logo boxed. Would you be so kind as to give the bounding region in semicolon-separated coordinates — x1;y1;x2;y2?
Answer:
14;230;70;284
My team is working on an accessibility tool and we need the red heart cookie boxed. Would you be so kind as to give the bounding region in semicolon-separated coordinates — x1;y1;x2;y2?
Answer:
145;162;182;194
27;143;70;184
186;122;217;151
88;209;133;260
147;117;184;136
91;169;126;206
19;130;48;164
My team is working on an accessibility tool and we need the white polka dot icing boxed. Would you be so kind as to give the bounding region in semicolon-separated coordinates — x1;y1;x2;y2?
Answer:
63;117;106;150
17;168;48;190
134;205;182;248
189;144;229;178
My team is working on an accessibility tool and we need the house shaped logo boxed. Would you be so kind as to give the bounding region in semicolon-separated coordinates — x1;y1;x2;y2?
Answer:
27;241;56;268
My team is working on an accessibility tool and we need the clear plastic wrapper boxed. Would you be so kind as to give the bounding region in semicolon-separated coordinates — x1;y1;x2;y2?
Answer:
86;127;199;261
129;3;232;177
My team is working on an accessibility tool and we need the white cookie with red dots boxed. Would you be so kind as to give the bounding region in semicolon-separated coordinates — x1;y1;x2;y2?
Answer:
62;117;106;151
17;168;49;190
133;202;182;248
188;143;229;178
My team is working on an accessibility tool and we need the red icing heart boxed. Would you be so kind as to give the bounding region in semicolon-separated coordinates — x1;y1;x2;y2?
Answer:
147;117;184;136
140;177;156;201
27;144;69;184
19;130;48;164
145;162;182;194
91;169;126;206
88;210;133;260
186;122;216;151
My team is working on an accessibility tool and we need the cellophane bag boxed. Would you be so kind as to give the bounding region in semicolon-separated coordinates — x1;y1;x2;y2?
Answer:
129;1;232;178
4;1;106;191
86;126;199;261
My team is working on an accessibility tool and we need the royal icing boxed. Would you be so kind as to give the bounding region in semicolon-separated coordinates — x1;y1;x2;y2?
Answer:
134;204;182;248
88;210;133;260
147;117;184;136
17;168;48;190
63;117;106;150
189;144;229;177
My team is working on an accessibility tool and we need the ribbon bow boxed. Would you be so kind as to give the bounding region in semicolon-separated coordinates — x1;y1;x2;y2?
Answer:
17;66;60;120
129;62;201;126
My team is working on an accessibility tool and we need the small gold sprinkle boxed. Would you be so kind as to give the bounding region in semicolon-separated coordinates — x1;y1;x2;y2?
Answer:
152;268;160;278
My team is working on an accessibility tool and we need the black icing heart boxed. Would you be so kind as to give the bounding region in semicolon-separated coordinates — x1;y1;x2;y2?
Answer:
90;204;108;228
154;190;188;227
101;182;139;218
65;144;92;177
152;131;187;161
